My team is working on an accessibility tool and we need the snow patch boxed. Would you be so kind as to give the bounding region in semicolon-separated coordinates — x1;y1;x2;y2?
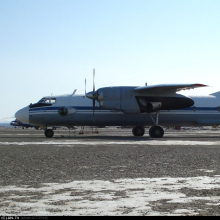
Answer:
1;176;220;216
0;140;219;146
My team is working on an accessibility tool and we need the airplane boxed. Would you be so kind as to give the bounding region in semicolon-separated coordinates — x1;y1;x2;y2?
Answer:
10;119;40;129
15;70;220;138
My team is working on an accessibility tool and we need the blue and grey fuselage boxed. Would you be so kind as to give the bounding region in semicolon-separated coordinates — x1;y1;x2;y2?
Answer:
15;86;220;128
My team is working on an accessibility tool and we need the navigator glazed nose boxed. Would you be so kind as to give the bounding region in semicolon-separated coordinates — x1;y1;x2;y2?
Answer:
15;106;29;124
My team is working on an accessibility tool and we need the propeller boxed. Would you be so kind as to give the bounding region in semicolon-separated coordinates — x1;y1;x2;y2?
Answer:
85;78;86;96
93;68;95;92
85;68;97;123
93;68;95;122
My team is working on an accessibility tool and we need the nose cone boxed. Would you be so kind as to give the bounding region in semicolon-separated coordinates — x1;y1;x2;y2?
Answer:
15;106;29;124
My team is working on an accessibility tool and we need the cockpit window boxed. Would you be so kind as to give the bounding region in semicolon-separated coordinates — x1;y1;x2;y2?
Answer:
51;98;56;104
38;98;56;104
38;98;47;103
30;97;56;109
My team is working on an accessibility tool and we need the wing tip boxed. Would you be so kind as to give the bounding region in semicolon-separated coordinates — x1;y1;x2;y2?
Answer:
194;84;208;87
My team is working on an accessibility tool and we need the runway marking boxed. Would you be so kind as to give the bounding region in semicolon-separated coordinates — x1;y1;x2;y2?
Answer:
0;140;220;146
1;176;220;216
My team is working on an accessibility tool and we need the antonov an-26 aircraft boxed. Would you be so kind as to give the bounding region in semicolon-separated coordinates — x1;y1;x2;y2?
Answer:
15;73;220;138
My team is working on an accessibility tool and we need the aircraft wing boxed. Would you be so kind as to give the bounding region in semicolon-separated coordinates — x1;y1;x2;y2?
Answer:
134;84;207;95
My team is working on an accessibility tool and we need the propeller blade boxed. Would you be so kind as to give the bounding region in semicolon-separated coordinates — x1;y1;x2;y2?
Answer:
93;99;95;122
93;68;96;123
93;68;95;92
85;78;86;96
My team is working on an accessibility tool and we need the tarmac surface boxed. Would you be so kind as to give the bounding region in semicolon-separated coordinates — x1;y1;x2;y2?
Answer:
1;126;220;216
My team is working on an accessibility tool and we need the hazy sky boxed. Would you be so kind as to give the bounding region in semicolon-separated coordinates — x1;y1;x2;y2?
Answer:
1;0;220;121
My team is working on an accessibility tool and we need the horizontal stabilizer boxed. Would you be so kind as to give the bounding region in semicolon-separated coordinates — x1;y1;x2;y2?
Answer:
210;91;220;96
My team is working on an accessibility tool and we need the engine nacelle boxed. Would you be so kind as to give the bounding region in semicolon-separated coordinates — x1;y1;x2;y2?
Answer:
58;107;77;116
97;87;121;110
97;87;141;114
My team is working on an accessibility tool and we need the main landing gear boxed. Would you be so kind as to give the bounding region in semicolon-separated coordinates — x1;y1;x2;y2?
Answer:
132;111;164;138
132;125;164;138
132;126;145;136
149;125;164;138
44;128;54;138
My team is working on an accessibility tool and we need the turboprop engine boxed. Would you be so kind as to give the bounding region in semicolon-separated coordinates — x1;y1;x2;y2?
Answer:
86;87;141;114
86;86;195;114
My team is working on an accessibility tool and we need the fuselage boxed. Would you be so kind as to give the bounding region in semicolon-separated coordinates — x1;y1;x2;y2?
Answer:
15;92;220;127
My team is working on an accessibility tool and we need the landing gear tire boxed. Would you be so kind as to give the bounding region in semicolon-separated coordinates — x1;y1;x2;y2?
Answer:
132;126;145;137
45;129;54;138
149;126;164;138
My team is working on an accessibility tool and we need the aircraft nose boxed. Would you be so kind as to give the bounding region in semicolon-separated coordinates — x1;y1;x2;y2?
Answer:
15;106;29;124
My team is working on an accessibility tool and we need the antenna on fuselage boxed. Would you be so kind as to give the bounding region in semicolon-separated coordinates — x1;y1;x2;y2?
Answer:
72;89;77;96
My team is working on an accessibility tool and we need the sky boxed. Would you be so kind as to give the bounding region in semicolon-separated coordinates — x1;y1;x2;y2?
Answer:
1;0;220;121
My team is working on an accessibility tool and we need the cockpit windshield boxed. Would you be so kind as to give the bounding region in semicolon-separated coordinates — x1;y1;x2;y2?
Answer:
38;98;47;103
38;98;56;104
29;98;56;108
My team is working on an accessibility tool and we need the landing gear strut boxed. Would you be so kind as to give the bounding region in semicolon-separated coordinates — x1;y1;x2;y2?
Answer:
149;111;164;138
44;129;54;138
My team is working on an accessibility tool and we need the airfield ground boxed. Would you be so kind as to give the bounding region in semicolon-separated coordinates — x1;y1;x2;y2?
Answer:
1;126;220;216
